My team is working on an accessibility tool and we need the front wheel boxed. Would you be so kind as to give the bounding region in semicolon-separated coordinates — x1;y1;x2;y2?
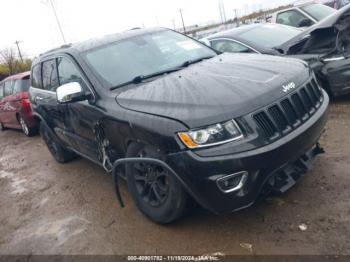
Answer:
125;143;188;224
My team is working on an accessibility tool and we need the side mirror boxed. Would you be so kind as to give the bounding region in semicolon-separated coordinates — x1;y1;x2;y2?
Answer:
298;18;312;28
56;82;85;104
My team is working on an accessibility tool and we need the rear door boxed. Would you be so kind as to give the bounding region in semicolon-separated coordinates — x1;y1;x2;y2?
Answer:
30;59;71;145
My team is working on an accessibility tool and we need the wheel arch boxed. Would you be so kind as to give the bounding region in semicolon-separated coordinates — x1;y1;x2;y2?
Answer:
33;112;56;138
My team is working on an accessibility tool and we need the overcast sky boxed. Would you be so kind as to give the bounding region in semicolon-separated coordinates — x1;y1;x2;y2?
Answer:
1;0;292;58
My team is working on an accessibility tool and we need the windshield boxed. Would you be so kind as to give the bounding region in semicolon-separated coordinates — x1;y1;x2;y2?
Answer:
84;30;216;88
301;4;335;21
238;25;302;48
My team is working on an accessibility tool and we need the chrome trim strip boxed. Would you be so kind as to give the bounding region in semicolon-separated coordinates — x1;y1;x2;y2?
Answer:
323;56;346;62
216;171;248;193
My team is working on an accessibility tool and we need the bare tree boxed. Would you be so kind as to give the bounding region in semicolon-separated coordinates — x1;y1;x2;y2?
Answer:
0;47;18;75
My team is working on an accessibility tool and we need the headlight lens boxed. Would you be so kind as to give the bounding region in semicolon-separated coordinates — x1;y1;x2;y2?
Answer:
178;120;243;149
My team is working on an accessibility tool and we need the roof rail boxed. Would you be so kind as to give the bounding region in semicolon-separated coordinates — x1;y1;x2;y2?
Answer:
39;43;72;57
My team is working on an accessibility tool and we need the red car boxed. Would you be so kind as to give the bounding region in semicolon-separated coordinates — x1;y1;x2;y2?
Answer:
0;72;38;136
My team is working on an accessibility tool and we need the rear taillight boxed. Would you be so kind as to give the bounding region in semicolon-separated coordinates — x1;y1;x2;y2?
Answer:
22;98;31;106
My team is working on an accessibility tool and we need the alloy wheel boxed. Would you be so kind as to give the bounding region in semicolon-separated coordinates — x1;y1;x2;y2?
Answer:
19;117;29;136
133;150;170;207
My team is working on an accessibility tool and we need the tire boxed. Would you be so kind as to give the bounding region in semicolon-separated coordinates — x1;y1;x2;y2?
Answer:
125;142;188;224
19;115;37;137
0;122;6;131
40;122;77;163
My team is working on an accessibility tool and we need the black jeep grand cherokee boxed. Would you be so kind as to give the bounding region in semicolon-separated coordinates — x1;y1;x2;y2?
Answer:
29;28;329;223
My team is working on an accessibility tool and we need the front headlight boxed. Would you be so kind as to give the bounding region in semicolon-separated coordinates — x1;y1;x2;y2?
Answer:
178;120;243;149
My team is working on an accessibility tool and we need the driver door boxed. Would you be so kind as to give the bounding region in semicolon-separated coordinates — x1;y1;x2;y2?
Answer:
56;56;101;161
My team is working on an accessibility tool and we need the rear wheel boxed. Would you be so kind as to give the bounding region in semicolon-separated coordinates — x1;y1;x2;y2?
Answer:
0;122;6;131
125;143;188;224
40;122;77;163
19;115;37;137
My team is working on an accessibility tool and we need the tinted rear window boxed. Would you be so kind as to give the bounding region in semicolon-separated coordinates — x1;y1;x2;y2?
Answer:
13;78;30;93
4;81;13;96
31;64;42;89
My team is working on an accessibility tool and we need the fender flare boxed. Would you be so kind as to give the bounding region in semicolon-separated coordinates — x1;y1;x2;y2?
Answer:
32;112;61;142
112;157;216;213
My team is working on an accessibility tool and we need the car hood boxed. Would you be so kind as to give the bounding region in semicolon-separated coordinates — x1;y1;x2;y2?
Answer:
116;53;309;128
278;5;350;54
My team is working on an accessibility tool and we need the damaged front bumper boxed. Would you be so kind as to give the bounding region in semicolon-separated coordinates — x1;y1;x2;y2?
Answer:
113;90;329;214
165;92;329;214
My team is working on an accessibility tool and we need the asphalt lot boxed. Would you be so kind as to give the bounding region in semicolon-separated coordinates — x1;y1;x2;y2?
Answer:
0;96;350;255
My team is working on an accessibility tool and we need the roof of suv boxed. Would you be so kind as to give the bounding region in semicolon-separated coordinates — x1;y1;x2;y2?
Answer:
0;71;30;84
37;27;167;61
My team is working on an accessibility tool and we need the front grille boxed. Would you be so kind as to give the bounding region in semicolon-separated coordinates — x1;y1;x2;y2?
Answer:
253;112;277;138
253;78;323;139
268;105;289;132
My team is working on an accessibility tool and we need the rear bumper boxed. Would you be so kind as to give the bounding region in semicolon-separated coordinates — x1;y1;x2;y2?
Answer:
20;103;37;128
165;92;329;214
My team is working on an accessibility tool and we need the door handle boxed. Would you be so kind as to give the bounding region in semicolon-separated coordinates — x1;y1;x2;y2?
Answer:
35;96;45;103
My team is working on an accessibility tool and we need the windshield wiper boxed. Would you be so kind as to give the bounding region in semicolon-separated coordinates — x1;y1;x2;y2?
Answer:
110;67;183;90
110;55;215;91
180;56;215;68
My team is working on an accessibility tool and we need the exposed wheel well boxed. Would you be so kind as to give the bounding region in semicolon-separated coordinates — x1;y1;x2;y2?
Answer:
125;139;134;149
33;115;41;124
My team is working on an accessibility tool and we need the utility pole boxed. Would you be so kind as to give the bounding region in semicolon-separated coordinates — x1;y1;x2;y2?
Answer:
218;0;227;24
222;3;227;24
14;40;23;63
179;9;186;34
48;0;67;44
234;9;240;27
172;19;176;31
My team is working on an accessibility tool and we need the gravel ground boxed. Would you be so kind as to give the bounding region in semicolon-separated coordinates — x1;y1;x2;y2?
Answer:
0;96;349;255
